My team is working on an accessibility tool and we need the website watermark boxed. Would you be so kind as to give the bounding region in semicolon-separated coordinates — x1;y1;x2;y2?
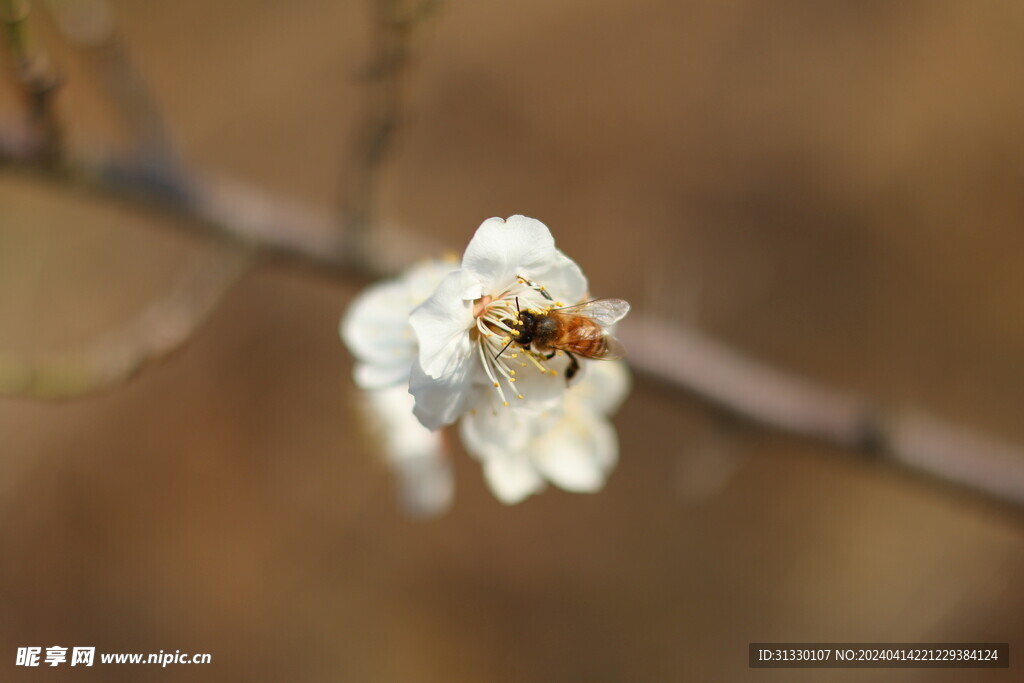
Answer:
16;647;211;668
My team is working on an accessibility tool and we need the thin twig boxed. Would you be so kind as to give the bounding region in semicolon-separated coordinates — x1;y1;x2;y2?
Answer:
44;0;179;169
0;0;63;166
339;0;440;263
0;239;254;399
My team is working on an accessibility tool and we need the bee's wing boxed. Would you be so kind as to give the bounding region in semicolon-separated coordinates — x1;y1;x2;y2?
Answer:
596;332;626;361
554;298;631;326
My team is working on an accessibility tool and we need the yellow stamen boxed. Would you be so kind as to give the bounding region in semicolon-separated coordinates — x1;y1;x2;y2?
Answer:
525;352;548;374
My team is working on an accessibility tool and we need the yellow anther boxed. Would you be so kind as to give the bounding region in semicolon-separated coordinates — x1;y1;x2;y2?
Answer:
503;401;509;407
556;350;564;356
511;330;520;336
509;369;516;375
493;382;500;387
550;370;558;376
517;394;524;399
510;353;518;359
509;378;516;383
525;352;548;373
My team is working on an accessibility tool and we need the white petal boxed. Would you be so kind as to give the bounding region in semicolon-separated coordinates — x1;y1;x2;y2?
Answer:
402;258;460;302
340;277;416;367
458;400;546;462
409;359;475;430
353;361;411;390
590;414;619;471
571;360;632;415
341;258;458;388
535;250;588;305
363;385;441;462
482;452;545;504
362;385;454;516
409;271;475;381
392;454;455;517
461;216;558;296
531;409;617;492
505;357;570;413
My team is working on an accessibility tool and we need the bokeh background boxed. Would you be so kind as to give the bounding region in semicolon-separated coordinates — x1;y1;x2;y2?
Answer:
2;0;1023;680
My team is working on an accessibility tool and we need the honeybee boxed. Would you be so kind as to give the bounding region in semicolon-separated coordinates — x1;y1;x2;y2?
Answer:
499;288;630;382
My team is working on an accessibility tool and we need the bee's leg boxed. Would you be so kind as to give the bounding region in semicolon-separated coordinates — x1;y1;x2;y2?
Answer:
565;352;580;383
544;351;556;360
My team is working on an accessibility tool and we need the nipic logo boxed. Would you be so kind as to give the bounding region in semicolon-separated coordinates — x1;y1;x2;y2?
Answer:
15;646;212;667
16;646;95;667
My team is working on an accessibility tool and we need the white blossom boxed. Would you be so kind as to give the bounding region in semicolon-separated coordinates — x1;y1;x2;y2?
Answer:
340;215;631;509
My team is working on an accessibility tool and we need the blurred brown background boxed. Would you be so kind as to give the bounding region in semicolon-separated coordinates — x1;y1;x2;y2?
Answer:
2;0;1023;680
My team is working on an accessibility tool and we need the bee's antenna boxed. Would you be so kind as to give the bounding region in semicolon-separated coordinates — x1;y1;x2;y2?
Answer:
515;296;520;314
494;338;514;361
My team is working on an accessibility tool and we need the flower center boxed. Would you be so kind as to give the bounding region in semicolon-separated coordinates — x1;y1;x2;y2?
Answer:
471;276;564;407
472;295;493;318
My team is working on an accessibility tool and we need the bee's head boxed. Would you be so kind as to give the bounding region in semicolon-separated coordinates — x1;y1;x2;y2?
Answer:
516;310;536;346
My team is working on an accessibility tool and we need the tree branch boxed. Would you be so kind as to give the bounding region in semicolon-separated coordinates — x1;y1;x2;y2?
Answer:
2;141;1020;507
339;0;441;260
618;318;1024;508
0;239;254;399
